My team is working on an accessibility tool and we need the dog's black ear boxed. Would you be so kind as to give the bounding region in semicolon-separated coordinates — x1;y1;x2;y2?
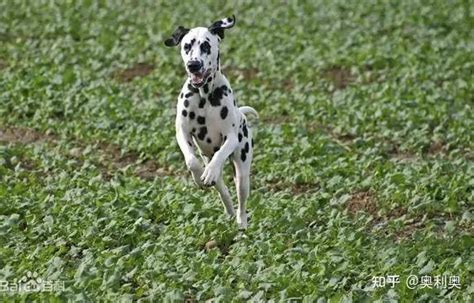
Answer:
208;15;236;39
164;26;190;47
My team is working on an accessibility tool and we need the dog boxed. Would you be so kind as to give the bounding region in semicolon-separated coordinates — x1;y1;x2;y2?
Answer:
164;15;258;229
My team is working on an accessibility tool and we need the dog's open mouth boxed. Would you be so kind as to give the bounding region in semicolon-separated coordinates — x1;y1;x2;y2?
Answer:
190;70;211;87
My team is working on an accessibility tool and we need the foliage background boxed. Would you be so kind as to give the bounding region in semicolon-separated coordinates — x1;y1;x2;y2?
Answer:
0;0;472;301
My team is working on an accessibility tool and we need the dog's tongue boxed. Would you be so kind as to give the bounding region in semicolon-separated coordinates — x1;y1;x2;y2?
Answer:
191;73;203;84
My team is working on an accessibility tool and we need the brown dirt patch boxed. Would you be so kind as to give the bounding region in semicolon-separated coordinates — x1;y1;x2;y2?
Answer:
394;217;425;242
266;179;319;195
0;125;174;180
346;191;410;221
427;140;447;155
306;122;354;151
388;139;456;161
135;159;173;179
388;206;408;218
97;142;137;168
115;63;155;82
282;79;294;91
291;182;319;194
374;138;416;161
224;65;259;80
323;66;355;90
184;295;197;303
0;127;55;144
95;142;174;178
344;191;434;242
346;191;378;217
261;115;292;125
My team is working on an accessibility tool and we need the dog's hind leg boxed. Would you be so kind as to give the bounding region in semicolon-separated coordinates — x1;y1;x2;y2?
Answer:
232;133;253;230
233;158;251;230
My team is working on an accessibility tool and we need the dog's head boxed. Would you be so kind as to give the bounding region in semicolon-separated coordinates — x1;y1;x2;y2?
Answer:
165;15;236;88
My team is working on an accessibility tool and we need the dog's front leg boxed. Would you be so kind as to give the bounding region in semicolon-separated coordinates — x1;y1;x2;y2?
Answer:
176;127;205;188
201;134;238;186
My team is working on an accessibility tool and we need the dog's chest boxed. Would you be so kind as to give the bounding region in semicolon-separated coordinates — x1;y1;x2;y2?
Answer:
181;98;234;157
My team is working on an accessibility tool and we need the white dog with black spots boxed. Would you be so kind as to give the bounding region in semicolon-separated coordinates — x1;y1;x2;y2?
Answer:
165;15;258;229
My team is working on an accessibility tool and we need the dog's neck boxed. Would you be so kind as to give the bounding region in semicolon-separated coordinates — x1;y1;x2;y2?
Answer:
197;69;225;97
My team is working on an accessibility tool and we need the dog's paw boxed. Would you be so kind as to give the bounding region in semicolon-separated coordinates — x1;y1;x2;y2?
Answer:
236;212;248;230
237;219;248;230
192;174;206;189
200;162;220;186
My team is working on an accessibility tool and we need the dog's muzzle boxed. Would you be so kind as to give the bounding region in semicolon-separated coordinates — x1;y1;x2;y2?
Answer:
186;60;210;87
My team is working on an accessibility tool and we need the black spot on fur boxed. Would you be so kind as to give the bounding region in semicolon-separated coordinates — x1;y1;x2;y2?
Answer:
180;92;183;98
192;128;196;133
238;133;243;142
220;106;228;119
244;142;249;153
216;53;220;70
188;83;199;93
200;41;211;56
232;123;235;127
241;149;247;162
197;116;206;125
184;99;189;107
214;146;220;153
184;43;191;54
199;97;206;108
182;110;187;117
207;138;212;144
203;83;209;94
189;111;195;119
233;99;236;106
185;92;194;98
197;127;207;140
209;85;228;106
188;141;192;147
243;124;248;137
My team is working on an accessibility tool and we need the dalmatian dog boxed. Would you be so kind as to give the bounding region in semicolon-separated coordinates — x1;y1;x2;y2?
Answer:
165;15;258;229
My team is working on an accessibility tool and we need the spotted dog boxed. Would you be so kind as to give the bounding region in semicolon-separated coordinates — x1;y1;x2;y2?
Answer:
165;15;258;229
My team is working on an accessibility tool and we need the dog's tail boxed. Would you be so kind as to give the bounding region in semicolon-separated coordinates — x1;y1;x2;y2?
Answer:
239;106;259;119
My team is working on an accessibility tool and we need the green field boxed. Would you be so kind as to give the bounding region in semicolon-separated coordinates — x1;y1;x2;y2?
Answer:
0;0;473;301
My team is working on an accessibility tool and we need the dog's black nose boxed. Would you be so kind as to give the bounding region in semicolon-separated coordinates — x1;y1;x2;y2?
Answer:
187;60;202;73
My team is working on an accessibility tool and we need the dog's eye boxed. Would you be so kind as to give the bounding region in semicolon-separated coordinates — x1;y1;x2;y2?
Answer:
200;41;211;55
183;43;191;53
